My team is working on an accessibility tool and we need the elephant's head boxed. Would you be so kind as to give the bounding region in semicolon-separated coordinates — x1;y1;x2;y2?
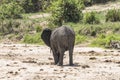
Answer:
41;28;52;47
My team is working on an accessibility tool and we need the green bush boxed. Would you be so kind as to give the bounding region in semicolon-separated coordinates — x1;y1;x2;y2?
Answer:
82;0;115;7
106;9;120;22
78;26;101;37
91;34;120;47
75;34;87;44
48;0;63;26
83;12;100;24
0;19;21;34
80;0;116;7
35;26;42;32
84;0;92;6
63;0;83;22
2;20;13;34
91;0;107;4
23;33;43;44
91;0;115;4
19;0;40;13
0;0;50;13
0;0;17;4
49;0;83;26
0;2;24;19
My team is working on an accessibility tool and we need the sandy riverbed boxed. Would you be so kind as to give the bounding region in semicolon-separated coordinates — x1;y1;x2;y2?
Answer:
0;43;120;80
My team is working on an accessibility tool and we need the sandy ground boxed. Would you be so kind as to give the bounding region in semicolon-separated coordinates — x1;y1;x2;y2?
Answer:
29;13;50;19
0;43;120;80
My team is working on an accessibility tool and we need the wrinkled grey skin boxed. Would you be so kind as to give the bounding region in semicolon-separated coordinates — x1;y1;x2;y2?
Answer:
41;26;75;66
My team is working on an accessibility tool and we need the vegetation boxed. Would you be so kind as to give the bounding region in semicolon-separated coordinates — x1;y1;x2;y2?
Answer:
0;0;120;48
0;2;24;19
19;0;40;13
65;20;120;46
106;9;120;22
75;34;87;44
91;34;120;47
23;33;44;44
49;0;83;26
84;0;116;5
91;0;116;4
83;12;100;24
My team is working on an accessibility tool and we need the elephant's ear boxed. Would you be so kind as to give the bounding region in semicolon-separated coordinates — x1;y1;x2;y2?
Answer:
41;28;52;47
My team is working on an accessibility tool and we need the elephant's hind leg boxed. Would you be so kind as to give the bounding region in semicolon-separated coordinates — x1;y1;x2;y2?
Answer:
52;49;58;65
57;50;64;66
69;48;74;66
55;52;60;64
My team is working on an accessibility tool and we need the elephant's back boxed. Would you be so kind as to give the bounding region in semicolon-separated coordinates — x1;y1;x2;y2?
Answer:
50;25;75;45
51;25;75;37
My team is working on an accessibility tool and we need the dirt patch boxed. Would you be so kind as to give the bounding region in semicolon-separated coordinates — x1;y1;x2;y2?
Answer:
29;13;50;19
0;43;120;80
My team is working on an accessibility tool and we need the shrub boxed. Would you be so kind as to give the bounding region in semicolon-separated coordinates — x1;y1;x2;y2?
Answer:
91;0;115;4
82;0;115;6
75;34;87;44
78;25;103;37
91;0;107;4
49;0;63;26
84;0;92;6
35;26;42;32
23;33;43;44
91;34;120;47
49;0;83;26
1;0;49;13
106;9;120;22
91;30;96;36
63;0;83;22
19;0;40;13
0;19;21;34
0;0;17;4
2;20;13;34
83;12;100;24
0;2;24;19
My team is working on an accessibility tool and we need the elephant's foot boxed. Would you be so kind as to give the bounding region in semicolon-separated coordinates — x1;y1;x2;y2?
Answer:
57;62;63;66
54;60;59;65
54;61;58;65
54;58;59;65
69;63;74;66
69;60;73;66
54;63;57;65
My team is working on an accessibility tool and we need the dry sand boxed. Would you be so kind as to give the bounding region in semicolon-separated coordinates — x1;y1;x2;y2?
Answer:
0;43;120;80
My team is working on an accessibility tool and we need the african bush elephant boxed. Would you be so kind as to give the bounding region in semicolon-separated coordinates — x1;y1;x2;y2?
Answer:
41;25;75;66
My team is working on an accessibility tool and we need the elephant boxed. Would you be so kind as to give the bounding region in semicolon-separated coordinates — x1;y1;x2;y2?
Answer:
41;25;75;66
